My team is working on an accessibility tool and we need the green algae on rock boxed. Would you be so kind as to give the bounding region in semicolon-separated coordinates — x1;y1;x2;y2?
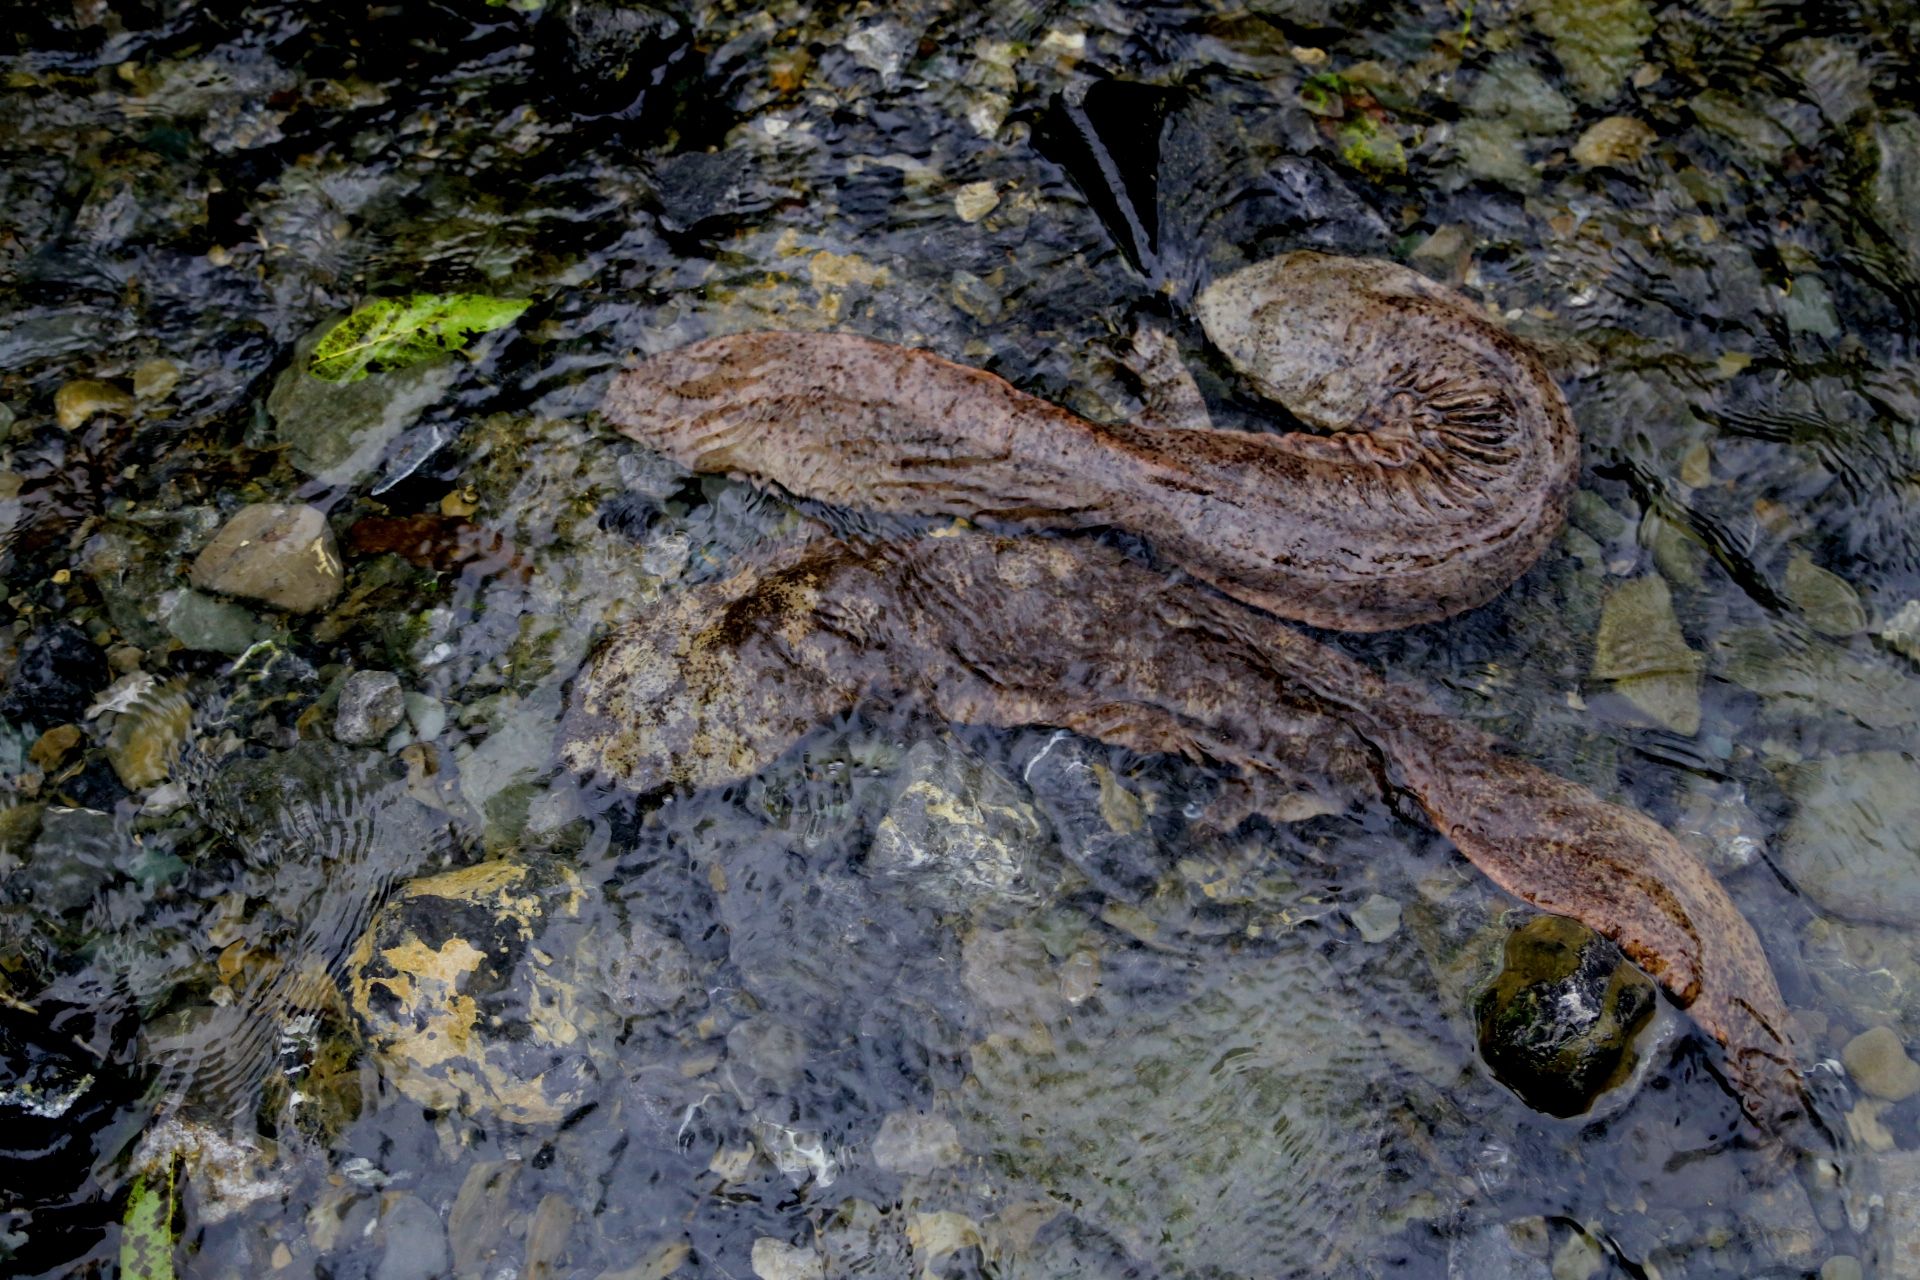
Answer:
1475;914;1658;1117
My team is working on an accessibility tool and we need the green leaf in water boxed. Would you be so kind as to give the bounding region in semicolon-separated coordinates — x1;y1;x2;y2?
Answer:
307;294;531;384
119;1163;177;1280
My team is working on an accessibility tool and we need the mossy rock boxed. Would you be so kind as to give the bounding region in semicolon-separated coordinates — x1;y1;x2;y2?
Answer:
1474;914;1656;1117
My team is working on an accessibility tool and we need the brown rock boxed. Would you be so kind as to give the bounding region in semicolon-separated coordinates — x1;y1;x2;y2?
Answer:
1842;1025;1920;1101
190;503;344;614
54;379;136;431
1572;116;1657;168
28;723;82;771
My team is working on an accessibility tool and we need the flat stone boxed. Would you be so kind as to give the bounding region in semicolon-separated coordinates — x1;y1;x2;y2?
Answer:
1785;552;1867;637
872;1110;961;1175
160;587;266;655
1592;574;1702;735
1350;893;1402;943
1841;1025;1920;1101
373;1192;449;1280
751;1238;824;1280
190;504;343;614
335;671;405;746
1572;116;1655;168
1782;751;1920;925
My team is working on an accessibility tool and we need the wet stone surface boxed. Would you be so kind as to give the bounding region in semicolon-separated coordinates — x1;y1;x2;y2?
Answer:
1475;914;1658;1118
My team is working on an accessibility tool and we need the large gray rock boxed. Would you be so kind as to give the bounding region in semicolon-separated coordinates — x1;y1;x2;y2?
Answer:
1782;751;1920;926
190;504;343;614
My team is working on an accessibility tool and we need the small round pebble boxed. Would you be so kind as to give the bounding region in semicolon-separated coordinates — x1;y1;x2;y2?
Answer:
336;671;406;746
1841;1024;1920;1101
1349;893;1402;943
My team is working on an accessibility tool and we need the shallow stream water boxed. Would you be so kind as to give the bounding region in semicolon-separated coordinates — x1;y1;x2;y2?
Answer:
4;1;1920;1277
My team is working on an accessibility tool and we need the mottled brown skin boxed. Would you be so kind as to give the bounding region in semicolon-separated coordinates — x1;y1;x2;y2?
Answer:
603;253;1580;632
562;535;1800;1127
587;251;1796;1125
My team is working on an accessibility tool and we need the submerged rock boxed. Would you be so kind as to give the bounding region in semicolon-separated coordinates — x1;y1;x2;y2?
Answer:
1841;1025;1920;1101
159;588;267;655
1592;574;1702;735
959;944;1388;1276
1572;116;1656;168
103;679;192;790
543;0;691;119
868;739;1050;907
1015;731;1168;899
0;623;107;728
870;1110;961;1176
1782;751;1920;926
1528;0;1653;104
1784;551;1868;637
265;334;457;487
53;378;135;431
1871;114;1920;272
1475;914;1657;1117
335;671;405;746
347;858;614;1125
190;504;344;615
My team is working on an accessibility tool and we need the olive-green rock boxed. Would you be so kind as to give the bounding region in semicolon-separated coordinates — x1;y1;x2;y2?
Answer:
1528;0;1652;104
1475;914;1657;1117
1592;574;1702;734
1785;552;1867;637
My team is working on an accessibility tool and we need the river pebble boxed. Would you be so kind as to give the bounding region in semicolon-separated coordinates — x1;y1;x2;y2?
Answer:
1349;893;1402;943
1880;598;1920;663
751;1237;824;1280
372;1193;449;1280
1819;1255;1864;1280
334;671;405;746
1841;1024;1920;1101
1572;116;1656;167
1785;552;1868;637
53;378;135;430
872;1110;962;1175
190;503;344;614
159;588;265;655
1592;574;1702;735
